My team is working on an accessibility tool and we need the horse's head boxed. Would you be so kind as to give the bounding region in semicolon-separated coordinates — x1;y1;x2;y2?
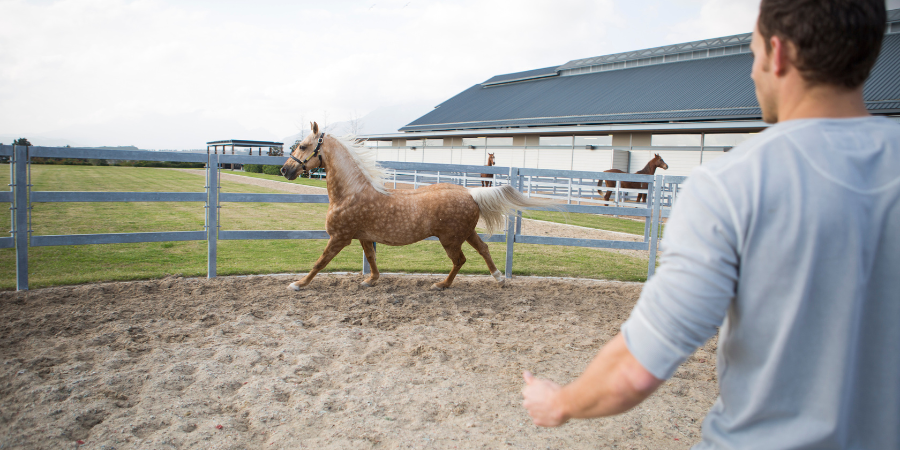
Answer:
487;153;495;165
653;153;669;170
281;121;326;180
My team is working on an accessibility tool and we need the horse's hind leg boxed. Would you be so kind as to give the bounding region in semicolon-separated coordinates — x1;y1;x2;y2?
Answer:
600;181;613;202
359;240;379;287
433;238;467;290
289;237;352;290
466;233;504;285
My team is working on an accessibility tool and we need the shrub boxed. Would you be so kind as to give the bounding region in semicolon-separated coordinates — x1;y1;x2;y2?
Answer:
262;165;282;175
244;164;262;173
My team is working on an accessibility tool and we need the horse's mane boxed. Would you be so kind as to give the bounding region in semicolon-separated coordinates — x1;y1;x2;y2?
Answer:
333;136;390;195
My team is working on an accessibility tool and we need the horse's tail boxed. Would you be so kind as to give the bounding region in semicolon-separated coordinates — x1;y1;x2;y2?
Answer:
468;185;556;236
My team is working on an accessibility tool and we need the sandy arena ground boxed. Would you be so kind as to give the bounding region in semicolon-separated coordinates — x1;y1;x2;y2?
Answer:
0;171;709;449
0;274;718;450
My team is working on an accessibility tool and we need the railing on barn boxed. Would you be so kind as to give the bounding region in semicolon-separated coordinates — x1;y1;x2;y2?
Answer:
1;145;683;291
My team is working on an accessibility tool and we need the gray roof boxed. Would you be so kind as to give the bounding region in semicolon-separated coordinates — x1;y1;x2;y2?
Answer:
401;15;900;133
482;66;559;86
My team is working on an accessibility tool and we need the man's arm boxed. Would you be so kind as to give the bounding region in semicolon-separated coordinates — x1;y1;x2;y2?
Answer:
522;332;663;427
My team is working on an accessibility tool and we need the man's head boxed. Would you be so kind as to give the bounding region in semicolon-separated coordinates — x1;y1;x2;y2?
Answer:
751;0;886;123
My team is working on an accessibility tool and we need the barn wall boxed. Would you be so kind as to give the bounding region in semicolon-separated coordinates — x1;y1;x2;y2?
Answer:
373;146;726;178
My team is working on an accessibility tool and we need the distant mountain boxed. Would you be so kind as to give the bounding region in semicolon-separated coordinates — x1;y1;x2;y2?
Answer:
2;111;278;151
0;135;80;148
281;100;438;144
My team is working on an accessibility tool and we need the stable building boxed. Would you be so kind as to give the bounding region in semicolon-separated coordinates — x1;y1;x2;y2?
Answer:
362;9;900;177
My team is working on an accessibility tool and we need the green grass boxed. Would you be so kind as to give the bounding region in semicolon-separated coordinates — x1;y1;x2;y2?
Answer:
0;165;652;290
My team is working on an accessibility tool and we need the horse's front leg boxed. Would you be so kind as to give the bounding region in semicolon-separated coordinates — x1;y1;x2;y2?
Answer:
289;236;352;290
359;240;379;287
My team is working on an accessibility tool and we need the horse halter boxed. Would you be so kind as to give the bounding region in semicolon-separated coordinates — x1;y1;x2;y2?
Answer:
289;132;325;171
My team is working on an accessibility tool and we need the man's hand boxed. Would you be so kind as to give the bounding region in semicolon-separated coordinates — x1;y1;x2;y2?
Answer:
522;371;569;427
521;333;664;427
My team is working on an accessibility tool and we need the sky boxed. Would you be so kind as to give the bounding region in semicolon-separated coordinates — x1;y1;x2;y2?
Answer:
1;0;897;149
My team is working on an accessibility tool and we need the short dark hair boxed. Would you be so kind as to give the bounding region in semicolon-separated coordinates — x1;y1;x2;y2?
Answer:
757;0;886;88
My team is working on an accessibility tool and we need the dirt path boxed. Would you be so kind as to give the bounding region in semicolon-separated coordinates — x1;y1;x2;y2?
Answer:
173;170;650;260
0;275;717;449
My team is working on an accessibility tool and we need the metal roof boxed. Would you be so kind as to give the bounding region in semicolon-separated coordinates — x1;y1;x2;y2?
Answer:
482;66;559;86
206;140;284;147
557;33;752;72
401;30;900;133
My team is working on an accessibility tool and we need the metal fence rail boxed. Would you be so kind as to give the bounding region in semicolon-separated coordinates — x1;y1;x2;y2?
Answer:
1;145;682;291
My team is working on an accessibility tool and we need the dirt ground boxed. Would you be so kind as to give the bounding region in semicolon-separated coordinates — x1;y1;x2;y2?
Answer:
0;274;718;449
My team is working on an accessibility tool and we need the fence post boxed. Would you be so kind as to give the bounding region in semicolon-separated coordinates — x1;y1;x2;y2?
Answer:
643;177;654;242
504;167;517;279
515;171;524;235
647;175;664;278
13;146;29;290
207;154;218;278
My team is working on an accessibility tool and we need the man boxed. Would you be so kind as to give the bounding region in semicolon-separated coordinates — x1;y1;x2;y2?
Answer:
522;1;899;448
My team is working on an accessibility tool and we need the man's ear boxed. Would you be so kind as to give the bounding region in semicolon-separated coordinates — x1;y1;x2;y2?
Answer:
769;35;790;77
311;121;319;136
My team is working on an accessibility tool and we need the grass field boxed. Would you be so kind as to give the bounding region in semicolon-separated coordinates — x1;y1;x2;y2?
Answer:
0;165;653;290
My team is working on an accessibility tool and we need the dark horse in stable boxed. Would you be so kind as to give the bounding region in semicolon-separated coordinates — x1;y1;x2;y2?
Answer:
597;154;668;203
481;152;495;187
280;123;550;291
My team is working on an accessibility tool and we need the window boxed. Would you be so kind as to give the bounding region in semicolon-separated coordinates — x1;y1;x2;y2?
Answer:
704;133;756;147
486;137;513;146
651;134;702;146
574;136;612;146
425;139;443;146
406;140;424;147
539;136;573;146
364;140;389;147
462;137;486;147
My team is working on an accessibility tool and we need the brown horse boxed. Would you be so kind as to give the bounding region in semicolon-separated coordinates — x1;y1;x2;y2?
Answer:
481;152;495;187
598;153;668;203
281;122;550;291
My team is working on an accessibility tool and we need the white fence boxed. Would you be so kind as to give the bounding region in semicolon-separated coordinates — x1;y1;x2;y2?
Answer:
1;145;684;291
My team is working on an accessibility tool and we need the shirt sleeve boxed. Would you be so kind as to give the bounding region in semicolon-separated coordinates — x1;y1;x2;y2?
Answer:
622;168;741;380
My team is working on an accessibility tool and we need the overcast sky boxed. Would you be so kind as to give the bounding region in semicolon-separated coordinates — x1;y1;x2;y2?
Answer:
2;0;897;149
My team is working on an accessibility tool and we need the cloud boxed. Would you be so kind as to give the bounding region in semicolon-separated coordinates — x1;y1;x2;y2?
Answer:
1;0;629;147
664;0;760;43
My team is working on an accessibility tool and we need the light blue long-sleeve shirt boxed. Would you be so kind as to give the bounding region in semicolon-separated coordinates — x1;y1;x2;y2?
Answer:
622;117;900;449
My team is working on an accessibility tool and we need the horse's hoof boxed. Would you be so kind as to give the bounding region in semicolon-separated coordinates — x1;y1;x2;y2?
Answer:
289;282;303;291
430;283;446;291
360;281;372;288
492;270;505;284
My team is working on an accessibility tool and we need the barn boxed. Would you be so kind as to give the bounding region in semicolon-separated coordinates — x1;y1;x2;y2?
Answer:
361;9;900;177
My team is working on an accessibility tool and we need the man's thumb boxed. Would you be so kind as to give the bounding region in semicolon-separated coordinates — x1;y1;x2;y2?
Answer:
523;370;534;384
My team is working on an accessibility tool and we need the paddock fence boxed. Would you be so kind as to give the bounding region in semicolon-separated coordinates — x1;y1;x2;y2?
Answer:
1;145;684;291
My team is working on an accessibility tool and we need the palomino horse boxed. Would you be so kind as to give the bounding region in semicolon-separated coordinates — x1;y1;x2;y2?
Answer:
481;153;495;187
597;154;668;203
281;122;550;291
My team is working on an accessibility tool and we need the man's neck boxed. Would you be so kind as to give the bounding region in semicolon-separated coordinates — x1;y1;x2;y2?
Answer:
776;76;869;122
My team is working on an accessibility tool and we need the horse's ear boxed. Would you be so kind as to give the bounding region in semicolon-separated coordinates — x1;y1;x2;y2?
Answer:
311;121;319;135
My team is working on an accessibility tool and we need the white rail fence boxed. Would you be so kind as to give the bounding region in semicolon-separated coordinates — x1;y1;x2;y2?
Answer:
1;145;684;291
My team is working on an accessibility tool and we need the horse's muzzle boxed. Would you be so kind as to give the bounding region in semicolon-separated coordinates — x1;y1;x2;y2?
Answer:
281;166;297;180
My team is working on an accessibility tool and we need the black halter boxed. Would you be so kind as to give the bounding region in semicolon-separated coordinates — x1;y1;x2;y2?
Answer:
289;132;325;171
